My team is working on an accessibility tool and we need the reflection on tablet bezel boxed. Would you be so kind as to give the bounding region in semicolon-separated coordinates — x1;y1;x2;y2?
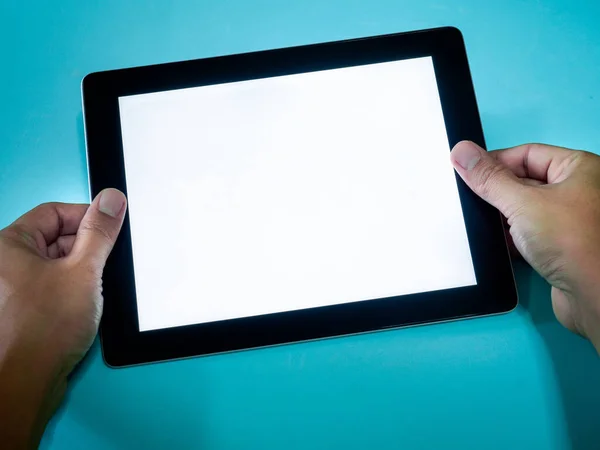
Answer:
83;26;517;367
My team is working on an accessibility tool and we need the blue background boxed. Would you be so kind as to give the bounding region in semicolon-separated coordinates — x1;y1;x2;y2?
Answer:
1;1;600;449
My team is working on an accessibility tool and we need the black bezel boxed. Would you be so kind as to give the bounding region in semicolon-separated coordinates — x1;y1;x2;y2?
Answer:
83;26;517;367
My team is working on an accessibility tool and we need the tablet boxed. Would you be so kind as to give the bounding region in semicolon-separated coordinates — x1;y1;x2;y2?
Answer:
82;27;517;367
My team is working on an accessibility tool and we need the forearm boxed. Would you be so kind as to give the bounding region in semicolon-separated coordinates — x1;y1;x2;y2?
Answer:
0;323;67;449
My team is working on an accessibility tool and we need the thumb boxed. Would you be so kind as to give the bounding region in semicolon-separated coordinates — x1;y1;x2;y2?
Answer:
450;141;528;217
70;188;127;270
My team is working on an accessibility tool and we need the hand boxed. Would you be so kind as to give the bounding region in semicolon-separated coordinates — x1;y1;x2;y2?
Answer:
0;188;127;449
451;141;600;349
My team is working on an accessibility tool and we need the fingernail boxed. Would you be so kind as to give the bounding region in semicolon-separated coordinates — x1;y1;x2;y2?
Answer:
98;189;126;218
452;141;482;171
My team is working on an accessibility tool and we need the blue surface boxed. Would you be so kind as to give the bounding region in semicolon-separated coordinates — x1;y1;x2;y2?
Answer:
1;1;600;449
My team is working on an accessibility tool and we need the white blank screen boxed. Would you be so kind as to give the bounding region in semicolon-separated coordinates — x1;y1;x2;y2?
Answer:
118;57;476;332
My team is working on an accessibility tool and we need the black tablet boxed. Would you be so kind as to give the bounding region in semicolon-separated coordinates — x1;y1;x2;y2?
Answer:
82;26;517;367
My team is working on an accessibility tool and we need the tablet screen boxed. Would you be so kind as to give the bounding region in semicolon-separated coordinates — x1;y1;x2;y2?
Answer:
118;56;477;332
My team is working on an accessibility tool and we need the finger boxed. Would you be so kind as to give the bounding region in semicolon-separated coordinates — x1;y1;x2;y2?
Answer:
10;203;89;250
521;178;544;187
69;188;127;270
490;143;579;184
551;288;585;337
450;141;531;217
502;217;522;260
47;235;77;259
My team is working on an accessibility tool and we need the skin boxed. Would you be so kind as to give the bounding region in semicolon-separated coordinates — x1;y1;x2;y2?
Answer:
451;141;600;345
0;188;126;449
0;143;599;448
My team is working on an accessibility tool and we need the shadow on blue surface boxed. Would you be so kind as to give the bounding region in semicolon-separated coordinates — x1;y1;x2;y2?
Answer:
515;261;600;450
46;343;212;450
43;264;600;450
